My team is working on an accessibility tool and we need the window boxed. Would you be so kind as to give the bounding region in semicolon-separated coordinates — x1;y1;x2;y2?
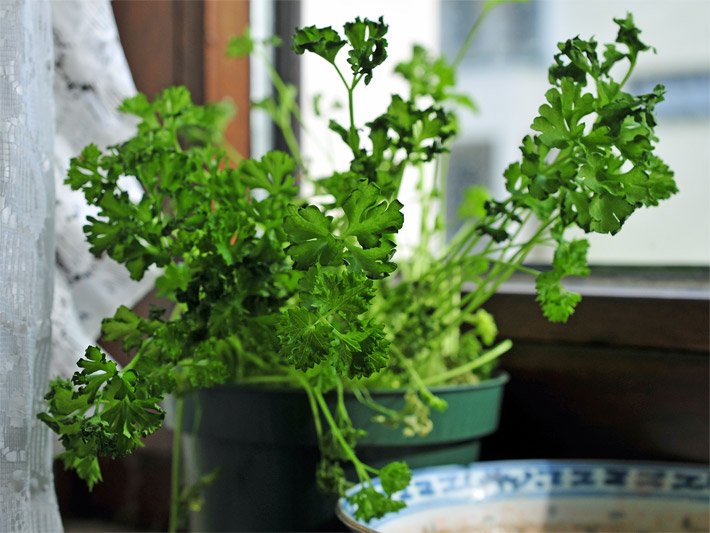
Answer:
440;0;710;267
446;142;493;239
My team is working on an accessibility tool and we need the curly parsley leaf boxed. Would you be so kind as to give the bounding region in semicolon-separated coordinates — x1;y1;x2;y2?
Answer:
283;205;342;268
226;27;254;57
482;14;678;321
101;305;162;352
39;346;164;489
349;486;406;522
279;268;390;378
285;182;404;278
342;181;404;248
239;150;298;197
292;25;346;64
343;17;388;85
378;461;412;495
535;239;589;323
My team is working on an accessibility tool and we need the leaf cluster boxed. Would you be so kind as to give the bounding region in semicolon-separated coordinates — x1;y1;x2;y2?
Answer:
355;13;676;470
467;13;676;322
38;346;163;489
41;18;426;522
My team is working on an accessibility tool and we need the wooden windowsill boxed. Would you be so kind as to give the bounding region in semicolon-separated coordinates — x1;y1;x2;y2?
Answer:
480;267;709;353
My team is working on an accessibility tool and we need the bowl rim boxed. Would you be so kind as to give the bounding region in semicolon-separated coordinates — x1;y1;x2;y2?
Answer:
335;458;710;531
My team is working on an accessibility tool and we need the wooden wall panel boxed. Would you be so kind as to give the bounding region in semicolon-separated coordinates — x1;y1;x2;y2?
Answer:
482;290;708;465
486;292;709;353
113;0;250;158
204;0;251;157
482;342;709;464
112;0;205;102
112;1;176;99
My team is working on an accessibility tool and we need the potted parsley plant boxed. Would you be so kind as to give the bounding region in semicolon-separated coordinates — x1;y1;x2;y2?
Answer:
217;9;676;527
39;8;676;532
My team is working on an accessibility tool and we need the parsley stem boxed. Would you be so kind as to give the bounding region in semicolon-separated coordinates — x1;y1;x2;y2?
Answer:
168;396;184;533
444;220;483;261
121;352;141;373
413;162;435;277
422;340;512;386
347;87;356;133
257;49;306;168
619;56;637;91
314;388;370;482
352;386;400;419
452;2;496;69
401;358;440;408
254;46;333;175
332;63;357;131
296;374;323;442
462;217;552;316
335;379;352;426
333;63;350;92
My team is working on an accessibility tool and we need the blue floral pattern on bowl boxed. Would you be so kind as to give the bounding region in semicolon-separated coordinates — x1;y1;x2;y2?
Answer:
337;460;710;532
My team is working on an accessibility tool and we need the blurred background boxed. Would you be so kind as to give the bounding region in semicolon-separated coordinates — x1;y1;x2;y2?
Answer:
60;1;709;530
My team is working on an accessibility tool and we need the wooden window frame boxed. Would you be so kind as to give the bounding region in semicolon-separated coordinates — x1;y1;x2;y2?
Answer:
112;0;251;156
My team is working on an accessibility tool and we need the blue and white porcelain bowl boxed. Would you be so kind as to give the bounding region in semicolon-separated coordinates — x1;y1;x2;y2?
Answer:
336;460;709;532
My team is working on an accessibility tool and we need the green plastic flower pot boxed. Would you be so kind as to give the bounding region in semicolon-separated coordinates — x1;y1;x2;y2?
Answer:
180;371;509;531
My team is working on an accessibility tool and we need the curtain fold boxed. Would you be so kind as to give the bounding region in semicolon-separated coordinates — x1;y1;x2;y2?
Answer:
1;0;156;529
0;0;62;530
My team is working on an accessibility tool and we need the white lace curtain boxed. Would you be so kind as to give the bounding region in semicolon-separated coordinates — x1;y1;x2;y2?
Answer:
1;1;155;530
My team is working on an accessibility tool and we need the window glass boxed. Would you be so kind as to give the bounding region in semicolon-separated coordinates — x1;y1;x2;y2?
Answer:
443;0;710;266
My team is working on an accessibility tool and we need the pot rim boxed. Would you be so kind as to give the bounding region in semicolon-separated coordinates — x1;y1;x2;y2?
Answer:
200;370;510;398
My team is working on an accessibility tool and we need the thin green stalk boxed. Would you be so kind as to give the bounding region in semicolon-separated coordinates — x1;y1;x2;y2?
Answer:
443;201;513;264
347;88;356;133
352;73;365;90
280;123;304;167
618;56;637;91
335;379;352;426
332;63;357;132
412;163;435;277
352;387;400;419
333;63;350;91
401;359;442;409
435;150;451;246
254;47;336;175
428;231;501;319
426;243;544;286
453;3;495;69
258;51;306;168
169;396;184;533
461;218;553;316
417;163;430;249
422;340;512;386
121;352;142;373
429;1;512;259
443;220;483;261
313;388;369;481
389;343;442;409
432;212;540;323
295;373;323;441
